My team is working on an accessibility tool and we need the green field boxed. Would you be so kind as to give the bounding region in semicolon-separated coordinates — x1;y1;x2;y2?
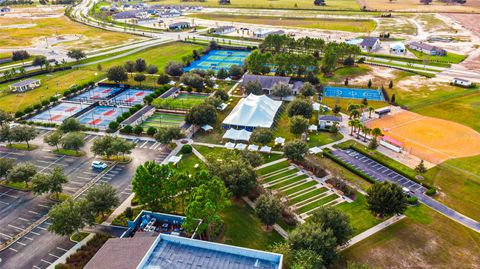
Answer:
189;13;375;32
336;205;480;268
152;93;208;110
409;48;466;64
0;42;203;113
140;112;185;128
149;0;360;10
219;200;284;251
256;160;291;176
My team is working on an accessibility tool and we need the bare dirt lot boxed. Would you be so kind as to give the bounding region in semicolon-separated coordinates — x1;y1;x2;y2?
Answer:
361;0;480;12
366;110;480;164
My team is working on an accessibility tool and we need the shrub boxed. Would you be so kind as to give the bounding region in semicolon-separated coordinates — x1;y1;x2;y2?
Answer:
146;126;157;136
133;125;143;135
41;100;50;106
121;125;133;134
407;196;418;205
426;187;436;196
15;111;24;118
125;207;133;218
327;177;354;198
180;144;193;154
108;121;119;131
49;96;58;102
24;107;34;114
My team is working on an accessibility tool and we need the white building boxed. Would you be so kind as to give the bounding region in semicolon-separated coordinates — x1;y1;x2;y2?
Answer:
452;77;472;87
359;37;381;52
253;29;285;39
389;42;406;55
9;79;41;92
318;115;342;130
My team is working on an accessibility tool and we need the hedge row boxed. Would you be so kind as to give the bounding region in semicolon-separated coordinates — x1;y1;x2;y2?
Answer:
322;148;377;184
349;145;433;189
107;104;144;132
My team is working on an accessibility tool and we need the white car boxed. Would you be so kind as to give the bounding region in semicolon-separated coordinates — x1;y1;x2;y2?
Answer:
91;161;107;170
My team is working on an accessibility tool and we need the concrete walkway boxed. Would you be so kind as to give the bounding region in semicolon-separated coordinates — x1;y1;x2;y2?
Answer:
340;214;406;250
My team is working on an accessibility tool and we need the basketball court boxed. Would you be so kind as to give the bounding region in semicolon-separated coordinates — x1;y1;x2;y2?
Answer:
323;86;384;101
365;110;480;164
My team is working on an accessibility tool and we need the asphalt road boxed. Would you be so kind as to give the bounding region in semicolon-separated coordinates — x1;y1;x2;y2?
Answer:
332;148;480;232
0;131;170;269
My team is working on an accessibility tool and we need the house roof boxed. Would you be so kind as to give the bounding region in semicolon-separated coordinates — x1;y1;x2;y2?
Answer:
242;74;290;90
223;94;282;128
318;115;342;122
112;10;138;19
453;77;470;83
121;105;155;125
214;25;235;31
360;37;379;48
389;42;405;50
84;236;157;269
169;21;189;27
10;79;40;88
409;41;445;52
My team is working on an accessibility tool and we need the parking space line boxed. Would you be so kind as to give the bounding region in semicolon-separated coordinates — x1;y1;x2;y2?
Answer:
16;241;26;246
83;171;97;175
121;191;131;195
8;224;24;231
30;231;40;235
49;253;60;258
0;232;12;238
36;226;47;230
33;265;42;269
0;200;8;205
24;236;34;241
9;247;18;252
41;259;52;264
37;204;50;208
57;246;68;252
77;176;92;180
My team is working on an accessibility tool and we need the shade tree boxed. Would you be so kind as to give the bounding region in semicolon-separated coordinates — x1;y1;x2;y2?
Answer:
255;194;281;229
7;162;37;187
366;181;407;218
10;125;37;148
283;140;308;162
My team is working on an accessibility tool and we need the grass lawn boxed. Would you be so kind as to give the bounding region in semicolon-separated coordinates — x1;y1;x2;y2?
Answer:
194;145;283;165
53;149;85;157
288;187;327;205
189;14;374;32
262;169;298;183
424;155;480;221
218;199;284;251
70;232;89;243
176;152;206;173
336;204;480;268
0;181;31;191
5;143;37;151
0;15;143;49
307;132;343;148
283;181;317;195
152;95;207;110
49;193;71;202
256;160;290;176
0;42;203;113
296;194;338;214
335;193;383;236
150;0;359;10
268;174;308;190
320;65;371;84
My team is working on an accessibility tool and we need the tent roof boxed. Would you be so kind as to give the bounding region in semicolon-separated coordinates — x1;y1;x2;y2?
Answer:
225;142;236;149
259;146;271;153
201;124;213;131
223;129;252;141
235;143;247;150
247;144;259;151
222;94;282;128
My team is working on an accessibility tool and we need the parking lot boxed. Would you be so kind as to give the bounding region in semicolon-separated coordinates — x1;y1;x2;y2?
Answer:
332;148;426;193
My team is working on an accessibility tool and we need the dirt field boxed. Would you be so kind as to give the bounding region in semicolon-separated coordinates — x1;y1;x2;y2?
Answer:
362;0;480;12
366;110;480;164
444;13;480;36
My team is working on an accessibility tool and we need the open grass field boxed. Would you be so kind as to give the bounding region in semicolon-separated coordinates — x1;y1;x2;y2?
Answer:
362;0;480;12
0;15;143;49
409;49;466;64
335;204;480;268
195;145;284;165
334;193;382;236
365;110;480;164
320;65;372;84
0;42;203;113
150;0;359;10
175;152;206;173
189;13;375;33
374;16;417;35
414;14;457;33
219;200;284;251
424;155;480;221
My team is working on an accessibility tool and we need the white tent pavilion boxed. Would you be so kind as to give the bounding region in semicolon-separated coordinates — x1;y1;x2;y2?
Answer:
309;147;322;154
223;129;252;141
217;103;228;111
259;146;271;153
312;102;321;111
168;155;182;165
225;77;232;81
235;143;247;150
248;144;259;151
274;137;285;145
222;94;282;129
201;124;213;131
308;125;318;132
225;142;236;149
168;81;176;85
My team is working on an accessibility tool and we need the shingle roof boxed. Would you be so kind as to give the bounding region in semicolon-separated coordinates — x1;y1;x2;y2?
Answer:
318;115;342;122
360;37;379;48
408;41;445;53
242;74;290;89
112;10;138;19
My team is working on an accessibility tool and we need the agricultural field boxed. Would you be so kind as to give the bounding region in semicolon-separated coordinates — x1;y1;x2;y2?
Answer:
150;0;360;10
189;13;376;33
336;205;480;268
0;42;202;113
0;15;143;49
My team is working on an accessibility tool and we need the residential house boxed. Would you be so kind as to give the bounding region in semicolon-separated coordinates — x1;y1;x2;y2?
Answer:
253;29;285;39
168;21;190;31
389;42;406;55
242;74;303;95
211;25;236;35
359;37;381;52
408;41;446;56
318;115;342;130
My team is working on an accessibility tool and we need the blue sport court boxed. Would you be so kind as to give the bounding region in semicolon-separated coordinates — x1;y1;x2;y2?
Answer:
323;86;385;101
69;86;123;103
29;102;86;124
111;89;152;106
184;50;250;71
76;106;127;128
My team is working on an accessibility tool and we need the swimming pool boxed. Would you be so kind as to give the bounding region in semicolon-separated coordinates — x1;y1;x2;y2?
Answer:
323;86;385;101
184;50;250;71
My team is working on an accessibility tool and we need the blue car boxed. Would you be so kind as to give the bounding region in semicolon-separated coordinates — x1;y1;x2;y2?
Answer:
91;161;107;170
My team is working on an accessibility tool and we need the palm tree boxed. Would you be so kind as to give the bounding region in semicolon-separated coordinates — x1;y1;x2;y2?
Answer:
368;106;375;118
354;120;362;136
350;109;360;119
347;103;358;112
348;120;355;135
372;127;382;140
364;127;372;141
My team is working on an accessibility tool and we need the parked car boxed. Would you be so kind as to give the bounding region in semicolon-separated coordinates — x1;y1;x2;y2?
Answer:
92;161;108;170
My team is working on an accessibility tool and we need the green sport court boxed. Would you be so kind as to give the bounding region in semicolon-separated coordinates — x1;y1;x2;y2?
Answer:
141;112;185;128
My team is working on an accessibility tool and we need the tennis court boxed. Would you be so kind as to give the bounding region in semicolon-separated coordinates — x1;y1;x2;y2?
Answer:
323;86;384;101
69;86;123;103
184;49;250;71
111;89;152;106
29;102;86;124
141;112;185;128
152;92;208;110
76;106;127;128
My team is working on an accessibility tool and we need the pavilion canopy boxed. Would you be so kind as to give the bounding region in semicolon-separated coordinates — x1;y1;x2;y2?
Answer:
222;128;252;141
222;94;282;129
